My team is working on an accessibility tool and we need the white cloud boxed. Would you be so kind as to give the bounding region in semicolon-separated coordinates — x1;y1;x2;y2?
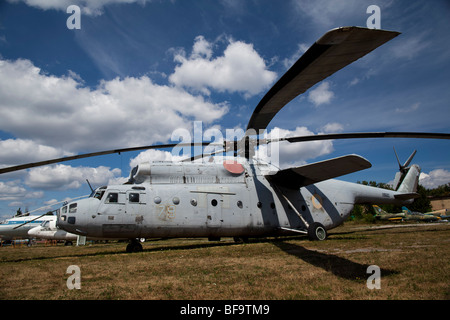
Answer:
395;102;420;114
169;36;277;97
0;180;43;201
291;0;362;28
282;43;309;69
321;122;344;133
307;81;334;107
390;33;431;60
129;149;186;169
0;57;228;158
419;169;450;189
0;139;73;166
255;126;334;169
7;0;153;16
25;164;123;190
349;77;360;86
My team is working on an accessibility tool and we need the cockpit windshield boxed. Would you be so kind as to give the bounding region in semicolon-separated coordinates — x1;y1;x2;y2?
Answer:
90;187;106;200
41;220;50;228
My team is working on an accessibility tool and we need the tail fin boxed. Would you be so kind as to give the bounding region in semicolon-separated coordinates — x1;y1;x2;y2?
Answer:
397;164;420;193
372;205;388;215
402;206;411;214
392;147;417;190
391;148;421;201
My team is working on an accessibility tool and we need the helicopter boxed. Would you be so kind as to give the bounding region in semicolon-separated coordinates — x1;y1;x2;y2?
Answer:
1;27;449;253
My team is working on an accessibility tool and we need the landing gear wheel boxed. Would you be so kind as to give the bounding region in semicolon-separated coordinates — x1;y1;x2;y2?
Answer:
233;237;249;243
307;222;327;241
126;239;143;253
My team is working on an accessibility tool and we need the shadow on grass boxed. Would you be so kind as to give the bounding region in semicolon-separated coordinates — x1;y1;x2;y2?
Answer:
272;241;399;281
0;240;240;263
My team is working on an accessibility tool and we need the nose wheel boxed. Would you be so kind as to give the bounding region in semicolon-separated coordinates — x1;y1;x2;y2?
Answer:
126;239;143;253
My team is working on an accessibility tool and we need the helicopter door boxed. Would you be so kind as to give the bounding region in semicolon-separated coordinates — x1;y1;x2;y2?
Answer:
99;190;125;215
206;194;223;227
126;191;146;217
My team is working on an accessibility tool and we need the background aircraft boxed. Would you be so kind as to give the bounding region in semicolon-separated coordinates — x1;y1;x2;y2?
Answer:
401;207;441;222
372;205;404;221
0;214;55;242
27;219;79;245
372;205;441;222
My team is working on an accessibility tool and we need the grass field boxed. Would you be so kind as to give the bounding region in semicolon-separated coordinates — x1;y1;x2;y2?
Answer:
0;222;449;300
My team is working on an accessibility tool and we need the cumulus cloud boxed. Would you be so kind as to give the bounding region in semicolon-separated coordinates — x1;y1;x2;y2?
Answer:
255;126;334;169
320;122;344;133
7;0;152;16
0;180;43;201
419;169;450;189
169;36;277;97
129;149;186;169
0;139;73;166
25;164;123;190
307;81;334;107
0;57;228;157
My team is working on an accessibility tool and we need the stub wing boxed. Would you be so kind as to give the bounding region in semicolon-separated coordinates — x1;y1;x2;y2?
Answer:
267;154;372;189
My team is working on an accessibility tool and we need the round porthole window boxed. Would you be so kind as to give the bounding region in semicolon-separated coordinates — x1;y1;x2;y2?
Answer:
211;199;218;207
237;201;243;209
173;197;180;205
154;196;161;204
190;199;197;206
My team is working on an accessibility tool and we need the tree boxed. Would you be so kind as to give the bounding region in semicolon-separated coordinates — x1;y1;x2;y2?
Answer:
408;185;432;213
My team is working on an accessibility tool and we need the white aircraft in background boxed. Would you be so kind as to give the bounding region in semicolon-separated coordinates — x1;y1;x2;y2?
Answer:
27;219;82;245
0;214;56;242
0;195;88;244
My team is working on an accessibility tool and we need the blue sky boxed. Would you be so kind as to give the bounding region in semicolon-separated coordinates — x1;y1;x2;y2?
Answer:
0;0;449;218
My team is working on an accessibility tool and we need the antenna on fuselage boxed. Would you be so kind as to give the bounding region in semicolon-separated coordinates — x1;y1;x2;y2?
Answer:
86;179;94;193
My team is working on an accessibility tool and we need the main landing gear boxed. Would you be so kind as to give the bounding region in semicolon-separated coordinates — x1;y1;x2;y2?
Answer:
126;238;143;253
307;222;328;241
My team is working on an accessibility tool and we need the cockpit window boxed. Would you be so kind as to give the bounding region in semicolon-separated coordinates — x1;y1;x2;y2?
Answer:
69;203;77;213
93;190;105;200
129;193;140;203
106;192;118;203
61;206;67;214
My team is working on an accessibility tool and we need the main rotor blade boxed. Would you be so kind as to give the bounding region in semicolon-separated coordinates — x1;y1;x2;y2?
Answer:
271;132;450;144
393;146;402;170
0;142;214;175
246;27;400;132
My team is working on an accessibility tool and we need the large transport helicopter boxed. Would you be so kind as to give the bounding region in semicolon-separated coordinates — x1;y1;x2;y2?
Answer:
1;27;449;252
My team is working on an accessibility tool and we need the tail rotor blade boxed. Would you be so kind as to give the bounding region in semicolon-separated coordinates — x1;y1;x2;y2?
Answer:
403;150;417;168
393;146;402;170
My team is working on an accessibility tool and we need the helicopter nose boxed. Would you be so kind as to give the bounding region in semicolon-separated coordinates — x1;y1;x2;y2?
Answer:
57;202;80;233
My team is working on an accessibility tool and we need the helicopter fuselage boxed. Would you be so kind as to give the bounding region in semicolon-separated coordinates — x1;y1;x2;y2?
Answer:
56;159;412;240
